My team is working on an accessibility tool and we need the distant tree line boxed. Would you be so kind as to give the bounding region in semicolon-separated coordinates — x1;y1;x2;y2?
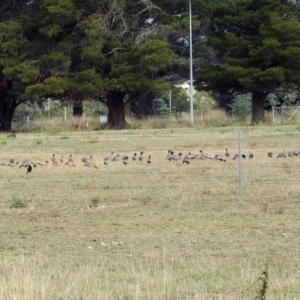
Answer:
1;0;300;130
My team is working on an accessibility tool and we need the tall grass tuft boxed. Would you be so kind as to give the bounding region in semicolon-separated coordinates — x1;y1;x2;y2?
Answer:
256;264;269;300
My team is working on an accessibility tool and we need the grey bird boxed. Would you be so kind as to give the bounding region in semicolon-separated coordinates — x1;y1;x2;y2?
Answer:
38;161;49;166
277;151;286;158
65;160;76;167
19;160;32;168
51;154;59;165
147;155;152;164
84;162;98;169
68;154;74;162
233;154;246;160
112;154;120;162
215;155;226;162
183;156;191;164
138;152;144;162
132;153;137;161
165;150;174;160
122;156;129;165
167;153;182;162
104;152;114;165
249;153;254;159
82;155;93;164
7;160;19;167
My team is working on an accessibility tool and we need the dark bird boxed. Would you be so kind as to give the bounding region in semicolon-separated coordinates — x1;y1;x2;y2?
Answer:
60;155;64;163
267;152;273;158
26;165;32;174
147;155;152;164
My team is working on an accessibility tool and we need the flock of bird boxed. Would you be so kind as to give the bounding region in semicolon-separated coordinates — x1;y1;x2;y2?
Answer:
0;148;298;175
0;151;152;174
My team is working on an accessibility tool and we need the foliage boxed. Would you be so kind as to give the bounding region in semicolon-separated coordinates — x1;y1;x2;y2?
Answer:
10;197;27;209
153;98;169;116
229;94;252;121
266;93;280;107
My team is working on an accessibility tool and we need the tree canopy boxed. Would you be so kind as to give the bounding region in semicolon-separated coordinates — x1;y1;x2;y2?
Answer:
201;0;300;122
1;0;300;130
0;0;176;129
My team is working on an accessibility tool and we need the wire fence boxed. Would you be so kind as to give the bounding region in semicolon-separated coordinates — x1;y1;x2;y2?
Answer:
272;105;300;124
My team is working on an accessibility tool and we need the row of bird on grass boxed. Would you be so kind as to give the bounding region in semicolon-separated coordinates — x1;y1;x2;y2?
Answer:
267;150;300;158
0;148;296;173
166;149;253;164
0;151;152;172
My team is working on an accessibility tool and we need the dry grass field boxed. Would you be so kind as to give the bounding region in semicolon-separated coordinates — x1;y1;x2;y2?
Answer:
1;125;300;299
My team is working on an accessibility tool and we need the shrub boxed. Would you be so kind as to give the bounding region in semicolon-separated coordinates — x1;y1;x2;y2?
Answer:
229;93;252;121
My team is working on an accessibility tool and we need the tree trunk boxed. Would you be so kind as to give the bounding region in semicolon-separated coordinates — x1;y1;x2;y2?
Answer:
0;87;17;132
129;91;155;118
106;91;127;129
252;90;268;124
218;89;234;117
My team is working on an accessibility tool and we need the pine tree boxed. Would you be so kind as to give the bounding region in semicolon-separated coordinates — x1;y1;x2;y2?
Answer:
202;0;300;123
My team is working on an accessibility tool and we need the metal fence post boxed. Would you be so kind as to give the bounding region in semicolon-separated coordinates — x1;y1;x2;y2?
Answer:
238;132;242;201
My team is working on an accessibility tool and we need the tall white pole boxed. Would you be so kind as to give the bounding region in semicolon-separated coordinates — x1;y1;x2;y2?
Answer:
189;0;194;124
